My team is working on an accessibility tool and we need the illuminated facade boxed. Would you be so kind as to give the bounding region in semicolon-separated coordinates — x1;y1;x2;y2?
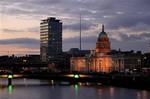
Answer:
71;25;112;73
71;57;87;72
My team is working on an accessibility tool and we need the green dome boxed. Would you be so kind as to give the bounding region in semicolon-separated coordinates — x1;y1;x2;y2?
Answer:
97;25;108;41
98;31;107;38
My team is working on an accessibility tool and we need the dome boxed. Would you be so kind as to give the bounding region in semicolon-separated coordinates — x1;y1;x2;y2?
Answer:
97;25;109;41
96;24;111;53
98;31;108;39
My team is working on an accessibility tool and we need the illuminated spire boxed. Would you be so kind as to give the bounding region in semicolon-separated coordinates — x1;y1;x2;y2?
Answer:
102;24;104;32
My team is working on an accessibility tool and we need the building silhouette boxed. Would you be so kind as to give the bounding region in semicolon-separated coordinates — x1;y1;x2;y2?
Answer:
40;17;62;62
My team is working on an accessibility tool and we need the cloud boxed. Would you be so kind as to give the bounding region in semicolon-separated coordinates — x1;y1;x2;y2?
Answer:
107;14;150;30
2;27;39;33
1;0;150;53
63;22;97;31
27;27;39;33
112;32;150;41
63;36;96;43
63;35;97;50
2;0;150;29
0;38;40;45
63;33;150;52
0;38;40;55
2;29;24;33
31;0;62;5
110;32;150;52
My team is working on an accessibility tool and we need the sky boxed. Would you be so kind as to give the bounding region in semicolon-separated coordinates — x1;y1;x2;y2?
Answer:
0;0;150;55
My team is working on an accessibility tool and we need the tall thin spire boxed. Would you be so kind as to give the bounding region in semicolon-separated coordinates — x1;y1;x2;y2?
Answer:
102;24;104;32
79;14;82;50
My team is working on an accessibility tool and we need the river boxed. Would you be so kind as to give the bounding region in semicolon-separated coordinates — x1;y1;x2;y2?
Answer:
0;78;150;99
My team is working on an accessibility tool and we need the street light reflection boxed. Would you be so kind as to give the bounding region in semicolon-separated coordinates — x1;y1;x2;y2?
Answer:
74;84;79;96
7;85;13;94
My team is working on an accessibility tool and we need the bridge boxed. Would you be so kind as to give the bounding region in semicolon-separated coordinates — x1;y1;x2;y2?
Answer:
0;72;110;84
1;72;150;90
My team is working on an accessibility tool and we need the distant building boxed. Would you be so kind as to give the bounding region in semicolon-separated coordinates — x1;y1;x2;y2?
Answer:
111;50;142;72
40;17;62;62
67;48;91;71
70;25;145;73
143;53;150;68
71;25;112;73
68;48;91;57
142;53;150;74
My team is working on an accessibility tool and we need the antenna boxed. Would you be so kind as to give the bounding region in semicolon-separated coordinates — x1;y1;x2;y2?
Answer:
79;14;82;50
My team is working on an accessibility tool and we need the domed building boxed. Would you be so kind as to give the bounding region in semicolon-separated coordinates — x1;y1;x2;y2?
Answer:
70;25;113;73
90;25;112;72
96;25;111;53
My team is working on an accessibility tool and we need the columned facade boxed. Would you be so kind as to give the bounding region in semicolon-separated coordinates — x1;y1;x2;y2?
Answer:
93;25;112;72
70;25;112;73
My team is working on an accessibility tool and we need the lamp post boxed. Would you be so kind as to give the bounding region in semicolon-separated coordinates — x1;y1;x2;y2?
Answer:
137;59;141;72
8;74;13;86
143;56;147;67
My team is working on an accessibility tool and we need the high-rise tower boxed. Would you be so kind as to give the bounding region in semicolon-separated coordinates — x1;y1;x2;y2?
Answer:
40;17;62;62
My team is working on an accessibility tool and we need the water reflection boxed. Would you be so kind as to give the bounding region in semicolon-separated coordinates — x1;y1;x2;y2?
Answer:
109;87;114;98
97;86;150;99
0;79;149;99
73;84;79;98
137;90;148;99
74;84;79;93
7;85;14;94
142;90;148;99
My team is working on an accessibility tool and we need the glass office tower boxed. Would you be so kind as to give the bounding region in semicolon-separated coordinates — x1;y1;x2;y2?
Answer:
40;17;62;62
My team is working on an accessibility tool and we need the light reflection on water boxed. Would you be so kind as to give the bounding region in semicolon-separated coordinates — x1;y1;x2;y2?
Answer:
0;79;150;99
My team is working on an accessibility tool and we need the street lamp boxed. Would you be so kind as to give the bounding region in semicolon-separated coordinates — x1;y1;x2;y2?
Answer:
74;74;80;79
137;59;141;72
7;74;13;85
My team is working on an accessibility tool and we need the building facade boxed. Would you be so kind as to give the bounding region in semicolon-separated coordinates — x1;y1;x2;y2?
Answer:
111;50;142;72
71;25;112;73
40;17;62;62
92;25;112;72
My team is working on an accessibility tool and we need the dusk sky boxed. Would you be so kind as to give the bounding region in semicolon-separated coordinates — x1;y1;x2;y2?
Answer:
0;0;150;55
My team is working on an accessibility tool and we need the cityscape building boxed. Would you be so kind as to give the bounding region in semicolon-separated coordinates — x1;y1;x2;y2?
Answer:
71;25;112;73
111;50;142;72
40;17;62;62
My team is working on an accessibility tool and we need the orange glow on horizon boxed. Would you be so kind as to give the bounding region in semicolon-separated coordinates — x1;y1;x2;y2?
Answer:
0;45;39;55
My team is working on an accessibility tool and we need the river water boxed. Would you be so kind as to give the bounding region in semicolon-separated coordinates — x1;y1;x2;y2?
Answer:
0;78;150;99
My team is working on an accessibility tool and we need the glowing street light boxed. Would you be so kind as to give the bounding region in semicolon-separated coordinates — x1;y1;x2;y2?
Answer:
8;75;13;79
7;74;13;86
74;74;80;79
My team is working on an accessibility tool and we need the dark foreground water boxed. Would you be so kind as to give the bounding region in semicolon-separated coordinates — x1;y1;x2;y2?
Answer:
0;79;150;99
